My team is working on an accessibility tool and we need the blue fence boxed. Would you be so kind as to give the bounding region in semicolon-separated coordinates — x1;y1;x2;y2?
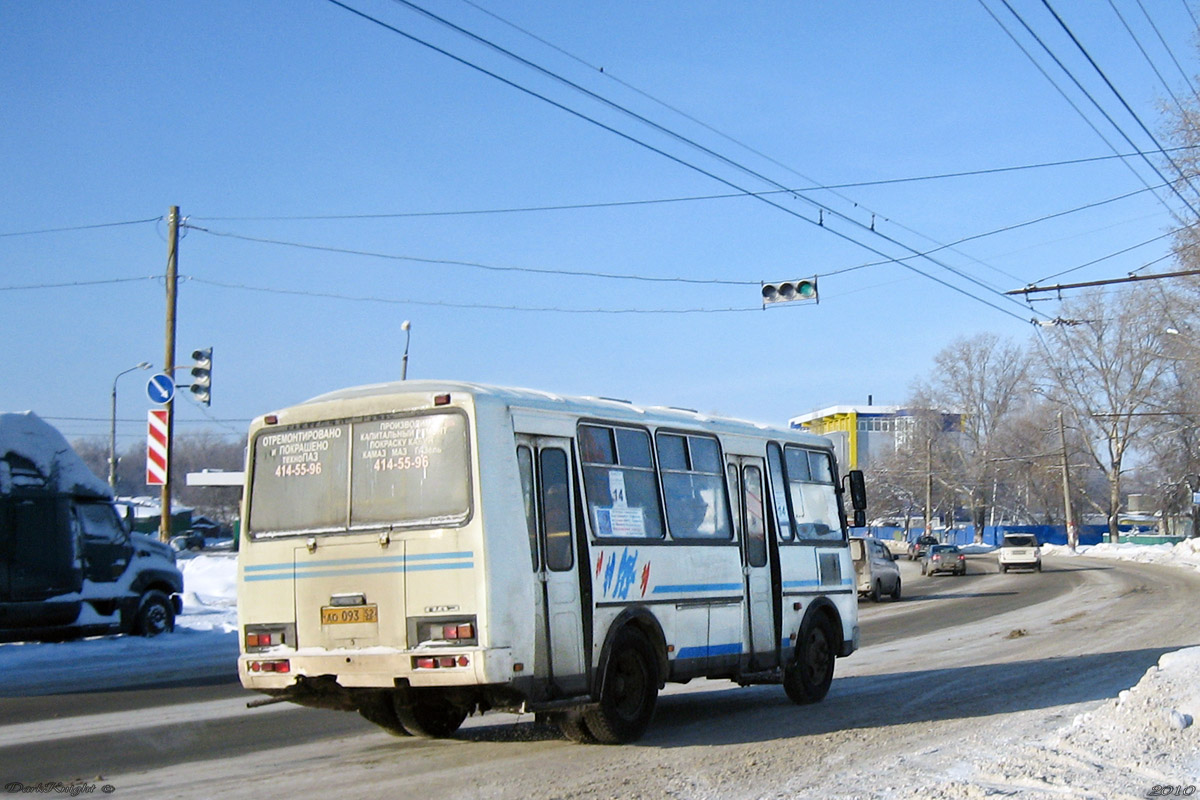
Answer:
865;524;1146;547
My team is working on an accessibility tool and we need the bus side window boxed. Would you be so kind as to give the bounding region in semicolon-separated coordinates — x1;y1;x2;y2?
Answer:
540;449;573;571
579;424;664;539
656;432;731;540
517;446;539;570
766;443;793;541
743;465;767;567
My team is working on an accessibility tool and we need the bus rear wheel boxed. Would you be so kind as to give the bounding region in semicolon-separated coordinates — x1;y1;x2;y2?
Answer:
395;690;468;738
357;691;411;736
784;616;835;705
555;710;597;743
584;627;658;744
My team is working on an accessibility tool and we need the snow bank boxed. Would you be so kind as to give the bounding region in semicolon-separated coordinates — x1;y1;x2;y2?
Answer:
0;411;110;497
1046;539;1200;573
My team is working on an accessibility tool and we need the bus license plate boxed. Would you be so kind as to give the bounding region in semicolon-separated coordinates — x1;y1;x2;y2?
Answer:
320;604;378;625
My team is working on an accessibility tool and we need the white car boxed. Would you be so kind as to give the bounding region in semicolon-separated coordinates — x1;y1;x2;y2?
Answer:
997;534;1041;573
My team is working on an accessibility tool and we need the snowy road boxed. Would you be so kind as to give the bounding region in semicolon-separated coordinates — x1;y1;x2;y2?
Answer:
8;553;1199;799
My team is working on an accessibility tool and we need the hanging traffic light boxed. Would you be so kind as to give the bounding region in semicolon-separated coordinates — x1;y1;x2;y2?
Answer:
190;347;212;406
761;278;818;307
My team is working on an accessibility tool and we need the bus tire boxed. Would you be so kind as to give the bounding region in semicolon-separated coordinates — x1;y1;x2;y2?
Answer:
395;690;467;738
555;710;597;744
133;590;175;637
584;627;658;744
357;691;411;737
784;615;835;705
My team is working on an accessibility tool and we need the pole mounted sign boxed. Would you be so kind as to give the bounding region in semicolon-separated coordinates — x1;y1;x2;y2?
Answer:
146;373;175;405
146;409;169;486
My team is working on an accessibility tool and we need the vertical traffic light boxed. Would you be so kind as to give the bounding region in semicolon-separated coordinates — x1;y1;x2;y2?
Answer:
190;347;212;406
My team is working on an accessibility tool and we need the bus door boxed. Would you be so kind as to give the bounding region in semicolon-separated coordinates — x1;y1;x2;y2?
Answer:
726;456;777;670
517;437;587;696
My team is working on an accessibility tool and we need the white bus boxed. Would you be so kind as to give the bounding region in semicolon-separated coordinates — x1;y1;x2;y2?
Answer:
238;381;866;743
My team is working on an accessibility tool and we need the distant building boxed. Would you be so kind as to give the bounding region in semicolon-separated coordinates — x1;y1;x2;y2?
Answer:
789;405;960;471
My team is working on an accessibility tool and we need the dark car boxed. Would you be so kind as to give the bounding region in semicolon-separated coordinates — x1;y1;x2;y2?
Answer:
922;544;967;576
907;535;938;561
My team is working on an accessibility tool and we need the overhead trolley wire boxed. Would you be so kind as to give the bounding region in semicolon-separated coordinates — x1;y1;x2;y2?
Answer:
982;0;1181;219
327;0;1043;324
1039;0;1200;214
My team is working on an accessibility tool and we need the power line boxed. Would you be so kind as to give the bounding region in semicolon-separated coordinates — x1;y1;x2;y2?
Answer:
186;275;757;314
0;276;161;292
183;223;758;286
185;147;1200;223
328;0;1042;324
0;217;162;238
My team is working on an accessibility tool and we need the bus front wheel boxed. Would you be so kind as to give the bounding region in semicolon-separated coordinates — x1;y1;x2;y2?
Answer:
784;616;836;705
395;690;467;738
584;627;658;744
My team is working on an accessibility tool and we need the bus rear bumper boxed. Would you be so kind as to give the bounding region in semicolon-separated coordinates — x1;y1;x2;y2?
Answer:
238;646;514;691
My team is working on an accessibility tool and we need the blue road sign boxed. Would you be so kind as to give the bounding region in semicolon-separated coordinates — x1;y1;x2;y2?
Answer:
147;373;175;404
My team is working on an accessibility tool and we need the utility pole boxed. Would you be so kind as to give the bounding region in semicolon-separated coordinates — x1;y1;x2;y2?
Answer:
160;206;180;544
1058;411;1078;551
924;438;933;541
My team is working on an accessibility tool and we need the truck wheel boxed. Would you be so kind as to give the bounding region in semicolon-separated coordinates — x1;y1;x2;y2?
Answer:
133;590;175;636
583;627;658;744
395;690;467;738
357;691;411;736
555;710;597;743
784;616;835;705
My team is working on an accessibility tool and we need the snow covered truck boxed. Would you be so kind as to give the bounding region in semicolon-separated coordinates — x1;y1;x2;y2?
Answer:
0;412;183;639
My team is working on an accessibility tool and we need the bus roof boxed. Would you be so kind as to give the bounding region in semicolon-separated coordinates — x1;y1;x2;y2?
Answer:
289;380;834;449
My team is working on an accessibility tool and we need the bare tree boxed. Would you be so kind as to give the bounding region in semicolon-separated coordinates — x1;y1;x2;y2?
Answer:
1032;288;1175;542
911;333;1033;542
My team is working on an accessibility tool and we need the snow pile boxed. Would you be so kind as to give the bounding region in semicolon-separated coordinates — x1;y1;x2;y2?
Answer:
176;551;239;633
0;411;110;497
1046;539;1200;573
903;647;1200;799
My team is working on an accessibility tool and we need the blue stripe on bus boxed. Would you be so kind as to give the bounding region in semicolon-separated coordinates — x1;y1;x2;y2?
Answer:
244;561;474;582
651;583;742;594
243;552;473;573
675;642;743;659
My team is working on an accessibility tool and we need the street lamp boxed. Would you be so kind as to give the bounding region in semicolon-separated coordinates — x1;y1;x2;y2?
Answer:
401;320;412;380
110;361;152;491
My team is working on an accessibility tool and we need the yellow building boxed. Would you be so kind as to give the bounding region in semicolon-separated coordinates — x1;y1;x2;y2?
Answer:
788;405;915;472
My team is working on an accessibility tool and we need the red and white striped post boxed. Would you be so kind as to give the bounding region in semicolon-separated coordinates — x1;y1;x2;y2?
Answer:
146;409;169;486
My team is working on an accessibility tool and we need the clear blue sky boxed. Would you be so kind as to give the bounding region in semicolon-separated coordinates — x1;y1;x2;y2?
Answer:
2;1;1196;447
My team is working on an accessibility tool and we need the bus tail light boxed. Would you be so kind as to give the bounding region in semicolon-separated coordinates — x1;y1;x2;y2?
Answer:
442;623;474;640
244;624;294;652
248;659;290;673
413;655;470;669
415;617;477;645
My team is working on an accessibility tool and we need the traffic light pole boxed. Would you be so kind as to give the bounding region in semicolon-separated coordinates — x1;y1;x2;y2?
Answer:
161;206;179;544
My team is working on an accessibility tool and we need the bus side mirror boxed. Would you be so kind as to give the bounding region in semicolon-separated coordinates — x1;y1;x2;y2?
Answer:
846;470;867;527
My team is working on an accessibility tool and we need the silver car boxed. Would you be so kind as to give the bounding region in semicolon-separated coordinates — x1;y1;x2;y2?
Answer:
851;536;902;601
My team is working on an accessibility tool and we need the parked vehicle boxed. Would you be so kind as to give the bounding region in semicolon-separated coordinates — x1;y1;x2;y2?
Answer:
0;412;183;640
851;536;901;601
907;535;938;561
998;533;1041;573
922;544;966;576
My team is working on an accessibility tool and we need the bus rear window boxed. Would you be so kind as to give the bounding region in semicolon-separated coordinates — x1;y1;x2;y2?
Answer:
249;412;470;536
